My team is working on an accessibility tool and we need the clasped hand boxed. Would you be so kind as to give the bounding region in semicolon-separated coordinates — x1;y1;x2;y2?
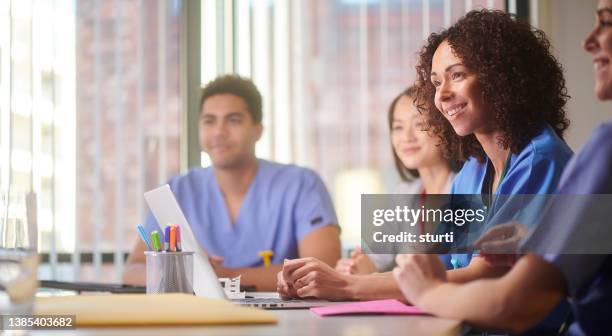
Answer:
277;257;351;300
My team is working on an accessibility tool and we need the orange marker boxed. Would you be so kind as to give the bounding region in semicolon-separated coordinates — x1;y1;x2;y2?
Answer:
169;225;177;252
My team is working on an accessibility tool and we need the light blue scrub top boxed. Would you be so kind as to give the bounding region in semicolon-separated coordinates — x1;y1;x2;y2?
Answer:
446;124;573;269
144;159;339;268
523;122;612;336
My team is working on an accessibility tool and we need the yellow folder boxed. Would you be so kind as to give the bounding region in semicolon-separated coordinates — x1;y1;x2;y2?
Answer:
34;294;277;327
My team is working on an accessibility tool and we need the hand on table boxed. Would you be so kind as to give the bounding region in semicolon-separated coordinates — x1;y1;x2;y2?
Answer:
335;248;378;275
393;254;447;305
277;257;352;301
277;259;301;299
474;222;528;267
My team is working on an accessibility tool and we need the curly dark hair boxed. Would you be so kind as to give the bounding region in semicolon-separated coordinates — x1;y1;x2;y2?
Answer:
414;9;570;162
200;74;263;123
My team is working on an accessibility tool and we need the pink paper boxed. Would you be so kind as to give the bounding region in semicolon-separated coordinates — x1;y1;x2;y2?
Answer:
310;299;425;316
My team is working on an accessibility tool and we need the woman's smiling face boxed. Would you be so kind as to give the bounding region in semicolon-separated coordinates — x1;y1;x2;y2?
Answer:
584;0;612;100
390;95;445;170
431;40;492;137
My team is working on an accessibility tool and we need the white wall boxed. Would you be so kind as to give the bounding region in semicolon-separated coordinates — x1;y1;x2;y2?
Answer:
545;0;609;150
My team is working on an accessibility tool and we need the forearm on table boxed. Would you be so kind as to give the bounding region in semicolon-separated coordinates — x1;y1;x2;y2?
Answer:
418;279;557;333
122;262;146;285
219;264;283;292
123;239;147;285
346;272;407;302
418;256;564;333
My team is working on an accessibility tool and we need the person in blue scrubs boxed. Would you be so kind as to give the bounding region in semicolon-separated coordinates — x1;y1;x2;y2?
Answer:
275;86;461;301
276;10;572;308
416;10;573;276
335;86;459;276
124;75;341;291
443;122;573;271
393;1;612;334
420;11;573;333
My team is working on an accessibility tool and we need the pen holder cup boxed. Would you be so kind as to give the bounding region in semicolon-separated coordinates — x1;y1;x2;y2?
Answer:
145;251;194;295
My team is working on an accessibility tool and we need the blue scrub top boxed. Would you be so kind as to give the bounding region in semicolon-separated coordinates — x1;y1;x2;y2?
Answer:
447;124;573;269
144;159;339;268
523;122;612;336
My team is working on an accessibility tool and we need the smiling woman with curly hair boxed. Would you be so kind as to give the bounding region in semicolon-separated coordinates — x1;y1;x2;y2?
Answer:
415;9;570;163
398;9;577;334
410;9;575;333
273;11;576;330
413;9;574;268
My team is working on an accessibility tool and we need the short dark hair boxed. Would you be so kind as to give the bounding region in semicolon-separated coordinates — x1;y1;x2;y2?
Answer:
414;9;570;162
388;86;461;181
200;75;263;123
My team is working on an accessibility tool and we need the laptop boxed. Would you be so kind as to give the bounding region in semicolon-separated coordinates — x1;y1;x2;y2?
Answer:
144;184;338;309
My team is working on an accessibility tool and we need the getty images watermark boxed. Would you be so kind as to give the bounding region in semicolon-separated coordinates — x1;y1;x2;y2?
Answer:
361;194;612;255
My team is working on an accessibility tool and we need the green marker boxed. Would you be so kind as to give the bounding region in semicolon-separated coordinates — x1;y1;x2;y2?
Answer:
151;230;162;252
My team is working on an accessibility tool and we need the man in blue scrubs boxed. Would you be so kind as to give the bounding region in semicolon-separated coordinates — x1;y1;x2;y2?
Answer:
124;75;341;291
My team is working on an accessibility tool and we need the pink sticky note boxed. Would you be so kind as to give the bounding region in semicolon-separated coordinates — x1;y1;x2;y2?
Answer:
310;299;425;316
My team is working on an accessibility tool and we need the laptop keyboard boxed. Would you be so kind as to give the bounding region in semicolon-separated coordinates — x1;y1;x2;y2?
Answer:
236;297;308;308
245;298;305;303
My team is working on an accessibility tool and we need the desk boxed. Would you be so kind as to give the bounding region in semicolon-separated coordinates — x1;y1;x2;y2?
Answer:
31;309;462;336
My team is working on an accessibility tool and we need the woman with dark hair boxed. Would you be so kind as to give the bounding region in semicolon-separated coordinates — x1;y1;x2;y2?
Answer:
336;86;458;275
414;9;573;273
388;86;458;188
276;9;573;306
394;2;612;334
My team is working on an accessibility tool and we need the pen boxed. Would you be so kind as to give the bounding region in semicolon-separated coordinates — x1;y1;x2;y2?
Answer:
136;224;152;250
164;225;171;251
151;230;162;252
169;225;177;252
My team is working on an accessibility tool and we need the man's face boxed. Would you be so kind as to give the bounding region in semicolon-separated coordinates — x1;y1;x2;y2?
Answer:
199;94;262;169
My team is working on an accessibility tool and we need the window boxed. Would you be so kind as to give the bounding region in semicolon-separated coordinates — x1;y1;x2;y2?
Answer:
1;0;507;282
1;0;184;282
201;0;505;247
